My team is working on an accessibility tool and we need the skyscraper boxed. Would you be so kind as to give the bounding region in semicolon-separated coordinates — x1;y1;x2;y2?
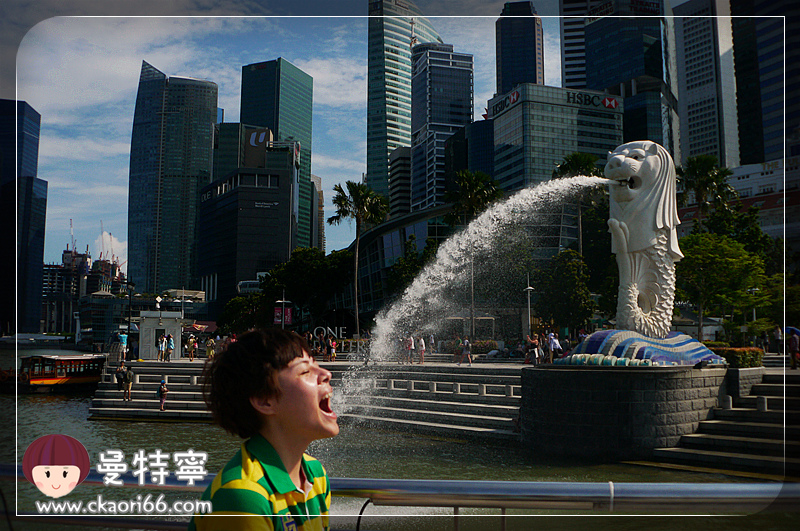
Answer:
240;58;315;248
496;1;545;95
127;61;218;294
410;43;473;211
0;99;46;333
559;0;604;89
584;0;680;161
674;0;739;167
367;0;441;198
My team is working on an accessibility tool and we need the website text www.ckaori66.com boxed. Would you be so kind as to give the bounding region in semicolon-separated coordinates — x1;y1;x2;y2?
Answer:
35;493;211;515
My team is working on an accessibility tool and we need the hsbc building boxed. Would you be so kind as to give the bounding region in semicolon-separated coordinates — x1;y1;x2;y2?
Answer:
487;83;624;192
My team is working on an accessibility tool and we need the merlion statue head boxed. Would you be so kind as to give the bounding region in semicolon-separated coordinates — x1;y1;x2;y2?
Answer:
605;141;682;259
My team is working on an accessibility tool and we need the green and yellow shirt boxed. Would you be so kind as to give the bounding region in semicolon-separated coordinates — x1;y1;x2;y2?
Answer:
189;435;331;531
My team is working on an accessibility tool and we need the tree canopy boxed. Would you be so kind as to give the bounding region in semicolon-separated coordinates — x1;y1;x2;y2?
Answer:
677;155;738;215
533;249;594;333
444;170;503;227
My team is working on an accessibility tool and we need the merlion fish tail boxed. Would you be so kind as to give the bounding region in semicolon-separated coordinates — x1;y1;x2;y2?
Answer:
615;230;676;339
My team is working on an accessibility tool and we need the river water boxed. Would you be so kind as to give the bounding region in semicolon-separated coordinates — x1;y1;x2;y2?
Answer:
1;350;794;530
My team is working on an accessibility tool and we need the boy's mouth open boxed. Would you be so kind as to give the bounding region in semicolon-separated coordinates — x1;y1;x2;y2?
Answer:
320;392;337;418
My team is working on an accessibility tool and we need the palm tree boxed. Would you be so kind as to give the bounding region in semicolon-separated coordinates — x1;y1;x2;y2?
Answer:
677;155;738;216
552;152;604;256
443;170;504;227
327;181;389;340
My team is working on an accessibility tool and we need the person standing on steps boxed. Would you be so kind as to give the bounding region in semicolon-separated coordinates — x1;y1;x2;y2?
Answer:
123;365;134;401
158;380;169;411
156;333;166;362
115;361;125;391
417;335;425;364
458;336;472;366
165;334;174;362
789;329;799;370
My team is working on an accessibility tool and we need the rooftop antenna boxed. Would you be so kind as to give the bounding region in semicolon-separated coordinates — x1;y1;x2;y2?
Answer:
100;220;105;260
409;17;418;51
69;219;76;254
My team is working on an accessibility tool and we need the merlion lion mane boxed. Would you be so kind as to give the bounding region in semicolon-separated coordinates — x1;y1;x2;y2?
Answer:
605;141;682;339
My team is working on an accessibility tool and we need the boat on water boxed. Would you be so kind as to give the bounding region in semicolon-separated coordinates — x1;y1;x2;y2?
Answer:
0;353;107;394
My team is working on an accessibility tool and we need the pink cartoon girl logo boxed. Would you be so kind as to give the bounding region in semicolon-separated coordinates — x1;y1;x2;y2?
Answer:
23;434;91;498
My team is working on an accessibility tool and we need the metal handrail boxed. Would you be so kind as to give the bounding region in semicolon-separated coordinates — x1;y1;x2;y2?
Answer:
2;464;798;514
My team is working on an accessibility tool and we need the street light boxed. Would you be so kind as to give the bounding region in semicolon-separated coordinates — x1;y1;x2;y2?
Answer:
748;287;760;322
276;289;292;330
524;273;535;337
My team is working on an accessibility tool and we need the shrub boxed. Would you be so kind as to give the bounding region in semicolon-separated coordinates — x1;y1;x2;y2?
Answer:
704;341;730;348
709;347;763;368
441;339;498;355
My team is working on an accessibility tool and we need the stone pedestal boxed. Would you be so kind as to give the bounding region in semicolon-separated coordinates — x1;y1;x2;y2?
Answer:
520;365;727;458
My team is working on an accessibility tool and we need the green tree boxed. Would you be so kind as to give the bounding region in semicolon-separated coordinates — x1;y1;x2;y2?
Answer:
327;181;389;339
261;247;353;330
676;233;764;339
533;250;595;333
676;155;738;215
552;152;604;256
443;170;503;227
698;206;782;276
217;294;268;335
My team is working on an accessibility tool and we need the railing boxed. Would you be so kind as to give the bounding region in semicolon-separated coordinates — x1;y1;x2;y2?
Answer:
2;463;798;530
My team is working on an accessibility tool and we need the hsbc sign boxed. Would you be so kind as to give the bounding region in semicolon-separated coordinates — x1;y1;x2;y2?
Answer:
566;92;619;109
492;90;521;116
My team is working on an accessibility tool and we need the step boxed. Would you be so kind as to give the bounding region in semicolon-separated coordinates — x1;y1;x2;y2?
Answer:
762;355;788;368
736;395;800;411
91;398;209;410
652;447;800;475
343;394;519;417
698;419;800;439
678;433;800;457
88;407;212;421
711;407;800;425
763;373;800;385
337;413;519;442
342;403;516;431
750;383;800;398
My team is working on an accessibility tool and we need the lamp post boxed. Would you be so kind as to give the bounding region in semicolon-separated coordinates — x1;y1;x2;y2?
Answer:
524;273;534;337
748;287;759;322
276;289;292;330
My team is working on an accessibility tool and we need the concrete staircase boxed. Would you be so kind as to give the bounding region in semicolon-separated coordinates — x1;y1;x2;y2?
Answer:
652;371;800;478
88;360;523;443
332;364;522;442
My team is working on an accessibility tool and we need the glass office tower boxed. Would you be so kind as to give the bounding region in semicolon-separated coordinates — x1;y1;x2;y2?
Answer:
410;43;473;211
127;61;218;294
240;58;315;249
496;1;545;95
584;0;680;162
0;99;46;333
367;0;441;198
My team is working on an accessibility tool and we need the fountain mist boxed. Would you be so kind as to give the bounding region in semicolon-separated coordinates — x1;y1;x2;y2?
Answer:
369;175;610;361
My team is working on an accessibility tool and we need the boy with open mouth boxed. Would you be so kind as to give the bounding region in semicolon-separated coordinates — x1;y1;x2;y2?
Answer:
191;328;338;530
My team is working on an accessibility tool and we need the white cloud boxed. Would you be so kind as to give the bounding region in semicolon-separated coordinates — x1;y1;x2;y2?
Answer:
93;231;128;273
294;57;367;110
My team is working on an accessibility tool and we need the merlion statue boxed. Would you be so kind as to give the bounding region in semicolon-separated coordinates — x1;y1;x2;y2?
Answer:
559;141;725;366
605;141;681;339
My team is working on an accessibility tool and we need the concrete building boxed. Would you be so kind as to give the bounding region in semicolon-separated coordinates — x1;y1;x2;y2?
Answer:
388;146;411;216
311;174;326;253
366;0;441;198
127;61;218;295
674;0;739;168
559;0;605;89
496;1;545;95
410;43;473;211
444;119;495;181
197;140;300;320
241;58;316;249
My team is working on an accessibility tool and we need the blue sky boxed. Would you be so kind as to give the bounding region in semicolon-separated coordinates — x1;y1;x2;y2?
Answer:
12;8;564;271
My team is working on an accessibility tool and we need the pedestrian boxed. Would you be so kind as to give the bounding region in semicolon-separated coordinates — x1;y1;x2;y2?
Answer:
118;331;128;361
156;333;166;362
187;335;196;361
417;335;425;364
406;334;415;364
774;326;783;354
205;336;216;359
330;337;337;362
549;333;563;360
789;329;799;370
123;365;134;401
158;380;169;411
324;334;334;362
115;361;125;391
458;335;472;366
540;332;551;363
189;329;337;530
525;334;539;365
429;333;435;354
165;334;174;362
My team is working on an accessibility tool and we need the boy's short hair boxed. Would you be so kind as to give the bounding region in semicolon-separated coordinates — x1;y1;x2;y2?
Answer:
203;328;310;438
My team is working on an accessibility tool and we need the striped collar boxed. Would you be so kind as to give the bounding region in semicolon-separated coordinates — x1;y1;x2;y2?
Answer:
246;434;316;495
